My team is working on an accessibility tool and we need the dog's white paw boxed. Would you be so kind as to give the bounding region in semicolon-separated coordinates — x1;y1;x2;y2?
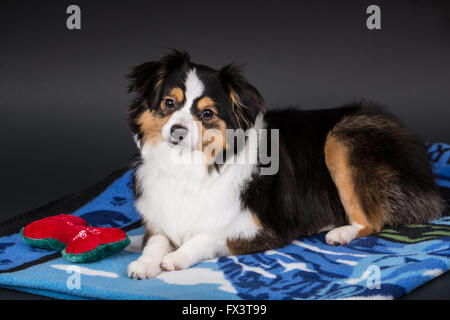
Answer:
127;260;161;279
325;224;362;246
160;251;191;271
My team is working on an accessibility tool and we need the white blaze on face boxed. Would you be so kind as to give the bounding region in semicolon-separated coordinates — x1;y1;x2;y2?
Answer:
162;68;204;149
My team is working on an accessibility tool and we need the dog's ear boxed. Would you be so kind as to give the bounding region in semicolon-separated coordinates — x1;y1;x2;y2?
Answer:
128;60;164;112
128;50;190;111
219;64;265;130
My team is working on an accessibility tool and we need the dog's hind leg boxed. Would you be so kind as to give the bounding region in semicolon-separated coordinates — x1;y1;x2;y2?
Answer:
324;133;383;245
323;110;444;245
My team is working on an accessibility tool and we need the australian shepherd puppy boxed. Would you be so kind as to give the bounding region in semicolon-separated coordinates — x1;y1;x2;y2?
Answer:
126;50;444;279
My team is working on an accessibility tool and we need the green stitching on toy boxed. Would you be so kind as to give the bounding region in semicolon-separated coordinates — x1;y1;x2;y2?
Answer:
21;227;130;263
22;237;66;251
62;238;131;263
21;229;66;251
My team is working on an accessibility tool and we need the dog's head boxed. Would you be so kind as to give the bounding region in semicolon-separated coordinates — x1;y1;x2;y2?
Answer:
127;50;265;166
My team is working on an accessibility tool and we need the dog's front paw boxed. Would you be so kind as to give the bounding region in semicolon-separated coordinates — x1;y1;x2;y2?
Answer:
325;225;360;246
127;260;161;279
160;251;191;271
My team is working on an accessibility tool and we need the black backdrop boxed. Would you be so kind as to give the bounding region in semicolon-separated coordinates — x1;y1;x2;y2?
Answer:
1;0;449;222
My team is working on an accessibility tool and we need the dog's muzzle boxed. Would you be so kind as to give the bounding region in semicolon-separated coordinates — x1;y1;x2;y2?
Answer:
170;124;188;145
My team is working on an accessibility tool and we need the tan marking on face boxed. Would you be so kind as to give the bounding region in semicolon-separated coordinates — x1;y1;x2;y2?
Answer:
190;96;227;165
159;87;185;112
197;96;217;113
324;134;383;237
200;120;227;166
169;87;184;104
136;110;170;146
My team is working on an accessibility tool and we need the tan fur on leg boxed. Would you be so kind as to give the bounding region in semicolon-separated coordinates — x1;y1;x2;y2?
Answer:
324;134;382;244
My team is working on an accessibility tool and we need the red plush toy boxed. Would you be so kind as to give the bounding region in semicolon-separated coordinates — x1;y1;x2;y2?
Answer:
22;214;130;263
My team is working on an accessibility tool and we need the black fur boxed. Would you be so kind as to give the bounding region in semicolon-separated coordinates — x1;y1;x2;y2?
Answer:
127;50;191;139
242;104;444;248
218;64;265;130
329;107;444;226
127;50;265;172
242;106;358;244
127;50;445;253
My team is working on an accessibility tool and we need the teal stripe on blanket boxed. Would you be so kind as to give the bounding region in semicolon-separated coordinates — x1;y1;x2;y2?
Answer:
0;143;449;300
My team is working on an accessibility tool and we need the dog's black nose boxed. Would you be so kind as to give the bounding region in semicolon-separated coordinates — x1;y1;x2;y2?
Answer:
170;124;188;144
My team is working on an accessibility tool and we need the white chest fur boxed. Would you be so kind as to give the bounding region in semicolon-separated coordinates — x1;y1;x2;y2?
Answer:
134;142;260;248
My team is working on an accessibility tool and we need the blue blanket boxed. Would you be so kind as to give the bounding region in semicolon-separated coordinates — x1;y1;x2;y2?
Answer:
0;143;449;300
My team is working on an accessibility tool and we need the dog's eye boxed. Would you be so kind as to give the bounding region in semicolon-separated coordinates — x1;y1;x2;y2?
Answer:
164;98;176;109
202;109;214;120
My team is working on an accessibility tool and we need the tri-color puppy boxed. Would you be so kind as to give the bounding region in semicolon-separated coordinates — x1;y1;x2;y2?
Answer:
126;50;444;279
